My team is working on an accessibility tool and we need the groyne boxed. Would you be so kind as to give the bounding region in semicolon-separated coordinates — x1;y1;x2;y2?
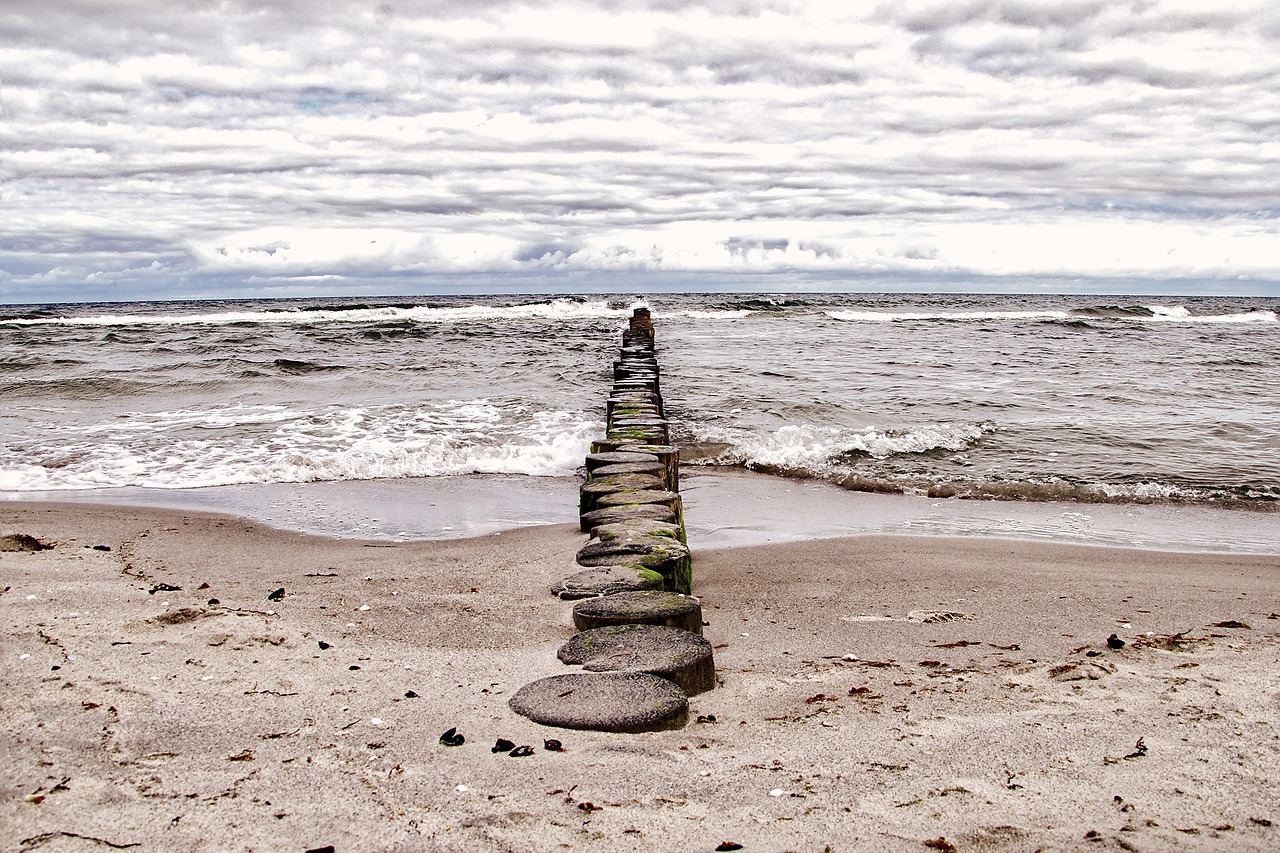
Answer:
510;308;714;733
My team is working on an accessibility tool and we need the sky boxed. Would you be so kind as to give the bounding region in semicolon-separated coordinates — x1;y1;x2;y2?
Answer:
3;0;1280;303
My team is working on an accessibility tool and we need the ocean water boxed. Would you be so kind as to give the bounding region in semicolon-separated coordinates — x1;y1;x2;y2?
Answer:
1;293;1277;517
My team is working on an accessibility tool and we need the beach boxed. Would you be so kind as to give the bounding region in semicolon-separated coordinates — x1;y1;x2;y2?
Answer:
4;498;1278;852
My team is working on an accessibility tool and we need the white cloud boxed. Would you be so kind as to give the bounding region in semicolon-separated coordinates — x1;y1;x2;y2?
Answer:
1;0;1279;301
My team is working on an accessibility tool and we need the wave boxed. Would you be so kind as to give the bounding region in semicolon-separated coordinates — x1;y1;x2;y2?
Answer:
1070;305;1160;319
825;304;1278;325
0;401;600;490
1068;304;1278;323
1141;305;1278;324
826;309;1071;323
683;420;1279;508
830;473;1278;508
724;297;812;312
0;377;162;400
689;422;995;472
0;299;629;329
676;309;755;319
272;358;346;374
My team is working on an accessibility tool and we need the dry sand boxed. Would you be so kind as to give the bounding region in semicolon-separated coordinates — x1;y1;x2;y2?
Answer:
3;501;1279;852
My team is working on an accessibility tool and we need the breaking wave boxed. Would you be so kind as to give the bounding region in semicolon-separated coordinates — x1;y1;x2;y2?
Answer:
0;401;600;490
825;309;1068;323
831;473;1279;508
826;304;1278;325
0;299;629;329
688;421;995;473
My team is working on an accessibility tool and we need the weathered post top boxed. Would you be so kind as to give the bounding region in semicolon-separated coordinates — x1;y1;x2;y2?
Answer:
627;307;655;344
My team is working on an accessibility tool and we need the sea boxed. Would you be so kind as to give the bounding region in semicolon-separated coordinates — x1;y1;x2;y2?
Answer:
2;293;1277;552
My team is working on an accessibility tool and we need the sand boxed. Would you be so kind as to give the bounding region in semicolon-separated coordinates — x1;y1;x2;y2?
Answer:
3;500;1279;852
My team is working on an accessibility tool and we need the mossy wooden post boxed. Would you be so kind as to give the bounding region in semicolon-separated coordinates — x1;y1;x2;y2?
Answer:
524;306;713;729
627;307;655;345
572;590;703;634
558;625;715;695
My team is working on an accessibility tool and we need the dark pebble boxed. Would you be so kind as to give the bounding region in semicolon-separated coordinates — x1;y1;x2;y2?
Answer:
1107;634;1126;649
207;598;220;606
349;665;361;671
544;739;563;752
318;641;331;650
492;738;516;753
439;727;465;747
404;690;418;699
509;745;535;758
268;587;286;602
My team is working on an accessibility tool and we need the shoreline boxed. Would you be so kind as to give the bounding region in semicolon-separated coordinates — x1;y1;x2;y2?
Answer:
3;500;1278;851
4;467;1279;556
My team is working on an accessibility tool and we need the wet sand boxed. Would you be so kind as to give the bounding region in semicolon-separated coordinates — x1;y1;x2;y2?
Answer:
3;501;1279;852
8;468;1279;554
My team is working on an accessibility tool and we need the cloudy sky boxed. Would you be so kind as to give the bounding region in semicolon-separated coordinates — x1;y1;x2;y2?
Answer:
3;0;1279;302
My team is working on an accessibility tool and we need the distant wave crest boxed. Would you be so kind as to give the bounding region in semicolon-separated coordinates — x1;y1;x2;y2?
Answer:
0;299;629;329
826;309;1070;323
826;304;1278;324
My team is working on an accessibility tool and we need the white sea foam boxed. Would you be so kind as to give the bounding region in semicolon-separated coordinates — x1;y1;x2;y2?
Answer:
696;422;995;472
0;401;599;490
825;309;1070;323
0;299;627;328
824;305;1278;325
1142;305;1278;324
677;309;754;319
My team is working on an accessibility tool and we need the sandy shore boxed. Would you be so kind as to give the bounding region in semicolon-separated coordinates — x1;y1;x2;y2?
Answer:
3;501;1279;852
